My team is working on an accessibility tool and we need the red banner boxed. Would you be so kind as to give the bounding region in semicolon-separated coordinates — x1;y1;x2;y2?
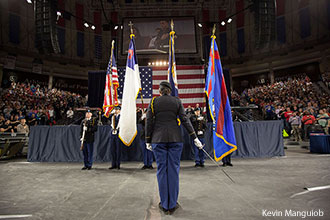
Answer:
93;11;102;34
236;0;244;28
76;3;84;31
219;9;226;32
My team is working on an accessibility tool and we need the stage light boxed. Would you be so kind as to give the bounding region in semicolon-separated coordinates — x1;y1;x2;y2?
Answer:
227;18;232;23
121;25;123;29
156;62;160;66
26;0;32;3
198;23;202;28
152;62;155;65
57;11;62;16
114;25;118;30
148;62;151;66
221;21;226;26
84;22;89;28
91;25;95;30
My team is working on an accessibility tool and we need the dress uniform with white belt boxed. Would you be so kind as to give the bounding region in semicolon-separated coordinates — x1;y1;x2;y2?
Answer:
145;81;203;214
139;112;153;169
109;106;122;169
80;110;98;170
190;108;207;167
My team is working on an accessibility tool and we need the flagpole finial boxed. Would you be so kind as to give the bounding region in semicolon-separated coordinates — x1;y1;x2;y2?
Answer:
128;21;135;39
170;19;174;31
128;21;133;34
212;24;216;36
111;40;115;49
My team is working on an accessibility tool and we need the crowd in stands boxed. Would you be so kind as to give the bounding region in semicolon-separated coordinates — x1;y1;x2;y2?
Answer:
1;73;329;141
0;79;87;133
231;73;330;140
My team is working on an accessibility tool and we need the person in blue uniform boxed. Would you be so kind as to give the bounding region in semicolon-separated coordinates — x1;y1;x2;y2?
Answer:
190;108;207;167
146;81;203;214
80;109;98;170
222;154;233;166
139;109;153;169
109;106;122;170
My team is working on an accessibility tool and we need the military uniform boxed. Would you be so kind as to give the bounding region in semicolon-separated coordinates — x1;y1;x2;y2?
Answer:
139;114;153;169
110;112;121;169
190;111;207;167
146;92;197;212
80;117;98;169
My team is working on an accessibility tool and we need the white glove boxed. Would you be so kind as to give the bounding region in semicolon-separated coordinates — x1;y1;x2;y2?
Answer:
146;143;152;151
83;126;87;131
194;138;203;149
141;113;146;120
80;137;84;142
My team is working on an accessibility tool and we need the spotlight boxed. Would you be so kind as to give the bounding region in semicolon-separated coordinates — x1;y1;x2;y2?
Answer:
84;22;89;28
198;23;202;28
163;61;167;66
152;62;155;65
114;25;119;30
121;25;123;29
227;18;232;23
26;0;32;3
148;62;151;66
221;21;226;26
91;25;95;30
57;11;62;16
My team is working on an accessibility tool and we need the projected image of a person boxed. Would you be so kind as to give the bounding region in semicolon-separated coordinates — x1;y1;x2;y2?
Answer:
155;20;170;50
148;28;162;49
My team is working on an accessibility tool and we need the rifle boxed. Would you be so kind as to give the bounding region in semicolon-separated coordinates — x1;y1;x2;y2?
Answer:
80;120;87;151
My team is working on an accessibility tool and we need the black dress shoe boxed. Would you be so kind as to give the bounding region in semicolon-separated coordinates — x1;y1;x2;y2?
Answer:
141;165;148;170
169;203;180;214
222;163;227;167
81;167;88;170
200;164;205;167
194;164;200;167
87;167;92;170
227;163;233;167
148;165;154;169
158;203;169;213
117;166;120;170
109;166;117;170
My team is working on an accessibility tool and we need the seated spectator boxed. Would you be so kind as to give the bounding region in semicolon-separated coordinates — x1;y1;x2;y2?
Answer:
67;107;74;119
0;120;14;133
28;113;37;126
301;111;316;140
316;109;329;134
0;115;5;127
10;115;20;132
17;118;29;134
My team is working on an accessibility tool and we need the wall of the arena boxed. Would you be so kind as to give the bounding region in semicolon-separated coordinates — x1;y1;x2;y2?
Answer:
0;0;329;90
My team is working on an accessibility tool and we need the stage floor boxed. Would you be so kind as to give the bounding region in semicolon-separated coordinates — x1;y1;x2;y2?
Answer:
0;147;329;220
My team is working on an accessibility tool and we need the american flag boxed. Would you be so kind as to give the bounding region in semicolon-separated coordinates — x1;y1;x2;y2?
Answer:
103;48;119;117
117;65;205;109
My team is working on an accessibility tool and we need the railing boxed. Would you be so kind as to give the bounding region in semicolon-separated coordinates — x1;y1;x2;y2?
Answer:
0;132;29;159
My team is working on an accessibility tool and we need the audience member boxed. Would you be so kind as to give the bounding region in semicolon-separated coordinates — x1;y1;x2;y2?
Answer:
17;118;29;134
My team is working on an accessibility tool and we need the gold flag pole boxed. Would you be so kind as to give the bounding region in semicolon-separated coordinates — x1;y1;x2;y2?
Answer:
211;23;216;39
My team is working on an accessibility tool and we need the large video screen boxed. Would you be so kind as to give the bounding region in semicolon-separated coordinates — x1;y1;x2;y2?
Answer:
122;17;197;55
